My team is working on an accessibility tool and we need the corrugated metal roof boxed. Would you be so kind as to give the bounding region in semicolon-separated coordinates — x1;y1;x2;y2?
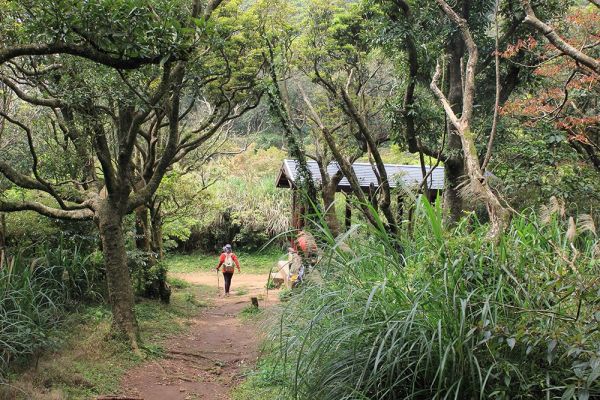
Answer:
276;159;444;191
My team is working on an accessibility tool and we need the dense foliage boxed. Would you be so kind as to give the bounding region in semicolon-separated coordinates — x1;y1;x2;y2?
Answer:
165;145;291;252
1;0;599;397
268;200;599;399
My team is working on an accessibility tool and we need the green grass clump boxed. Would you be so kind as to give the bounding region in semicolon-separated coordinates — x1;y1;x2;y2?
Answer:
240;305;262;317
266;198;600;400
167;276;191;289
278;288;292;302
231;356;290;400
165;249;283;274
0;259;70;376
0;237;105;378
236;286;250;296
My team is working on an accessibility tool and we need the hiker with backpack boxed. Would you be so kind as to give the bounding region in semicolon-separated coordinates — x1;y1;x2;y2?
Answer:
215;244;241;296
290;230;319;287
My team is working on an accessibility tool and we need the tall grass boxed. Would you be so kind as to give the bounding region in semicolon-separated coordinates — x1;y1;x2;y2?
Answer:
0;238;103;377
273;197;599;399
0;256;65;374
41;236;104;303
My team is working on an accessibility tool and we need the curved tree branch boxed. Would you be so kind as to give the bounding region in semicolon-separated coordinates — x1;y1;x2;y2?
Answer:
0;199;93;220
430;60;461;130
521;0;600;74
0;76;65;108
0;43;168;69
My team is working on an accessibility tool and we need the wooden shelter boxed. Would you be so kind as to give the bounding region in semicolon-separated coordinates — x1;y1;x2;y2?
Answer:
276;159;445;229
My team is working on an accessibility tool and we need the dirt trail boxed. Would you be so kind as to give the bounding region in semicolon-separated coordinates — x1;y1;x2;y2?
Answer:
118;271;277;400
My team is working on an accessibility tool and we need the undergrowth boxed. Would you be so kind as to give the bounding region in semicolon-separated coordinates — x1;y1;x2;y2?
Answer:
248;197;599;400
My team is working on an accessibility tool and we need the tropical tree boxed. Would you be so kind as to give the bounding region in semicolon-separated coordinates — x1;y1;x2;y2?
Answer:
0;0;262;348
369;0;576;236
257;0;400;234
299;0;401;233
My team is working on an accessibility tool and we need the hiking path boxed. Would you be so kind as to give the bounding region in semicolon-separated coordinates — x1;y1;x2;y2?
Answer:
117;271;277;400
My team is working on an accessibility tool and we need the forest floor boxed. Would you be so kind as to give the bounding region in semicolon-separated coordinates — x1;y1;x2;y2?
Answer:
117;270;278;400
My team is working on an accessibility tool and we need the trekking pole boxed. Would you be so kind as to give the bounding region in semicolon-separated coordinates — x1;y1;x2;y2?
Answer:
216;269;220;296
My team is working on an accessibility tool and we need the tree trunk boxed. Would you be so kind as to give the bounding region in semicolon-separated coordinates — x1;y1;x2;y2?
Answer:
139;205;170;302
345;194;352;230
322;183;341;236
460;127;510;239
443;33;467;225
443;156;465;223
433;0;510;240
0;213;5;264
150;211;164;261
135;207;152;254
397;193;404;224
97;202;139;350
135;206;161;298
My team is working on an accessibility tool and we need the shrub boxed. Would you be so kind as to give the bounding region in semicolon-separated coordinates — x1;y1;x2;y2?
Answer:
167;276;191;289
272;198;599;399
175;146;291;252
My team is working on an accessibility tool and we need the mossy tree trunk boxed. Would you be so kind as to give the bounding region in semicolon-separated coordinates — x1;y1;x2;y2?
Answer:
97;200;139;350
443;28;467;226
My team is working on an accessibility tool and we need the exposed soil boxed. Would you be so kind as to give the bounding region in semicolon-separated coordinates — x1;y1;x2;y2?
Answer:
116;271;278;400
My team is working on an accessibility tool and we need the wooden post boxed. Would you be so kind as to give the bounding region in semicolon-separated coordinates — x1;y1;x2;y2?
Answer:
397;193;404;223
345;193;352;230
291;188;306;230
292;189;298;229
368;183;378;211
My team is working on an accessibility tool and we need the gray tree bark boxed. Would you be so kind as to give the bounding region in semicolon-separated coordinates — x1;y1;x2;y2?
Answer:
443;25;467;225
97;201;139;350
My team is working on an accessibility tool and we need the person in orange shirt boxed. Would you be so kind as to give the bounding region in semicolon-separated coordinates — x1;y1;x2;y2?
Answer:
216;244;241;296
292;230;318;286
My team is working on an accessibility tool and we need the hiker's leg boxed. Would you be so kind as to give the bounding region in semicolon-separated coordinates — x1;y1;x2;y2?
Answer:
224;272;233;293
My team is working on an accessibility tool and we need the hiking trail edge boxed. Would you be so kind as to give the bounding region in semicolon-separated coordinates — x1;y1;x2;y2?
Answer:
117;271;277;400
